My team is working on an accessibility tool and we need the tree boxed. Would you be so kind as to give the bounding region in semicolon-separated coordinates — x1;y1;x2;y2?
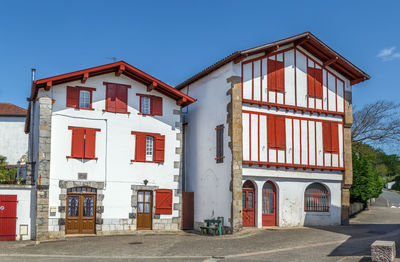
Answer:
352;100;400;147
0;156;16;183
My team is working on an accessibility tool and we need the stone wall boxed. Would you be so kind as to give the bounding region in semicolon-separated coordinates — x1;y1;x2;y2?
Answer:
226;76;243;232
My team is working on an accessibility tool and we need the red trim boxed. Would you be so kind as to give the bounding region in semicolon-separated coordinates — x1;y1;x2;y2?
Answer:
243;160;345;171
214;156;225;160
66;86;96;110
131;131;165;163
67;126;100;160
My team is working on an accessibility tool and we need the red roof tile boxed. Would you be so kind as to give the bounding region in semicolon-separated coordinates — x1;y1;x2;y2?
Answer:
0;103;27;116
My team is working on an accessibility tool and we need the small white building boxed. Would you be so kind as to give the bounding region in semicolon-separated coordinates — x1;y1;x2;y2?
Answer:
176;32;369;230
0;103;28;165
25;61;195;239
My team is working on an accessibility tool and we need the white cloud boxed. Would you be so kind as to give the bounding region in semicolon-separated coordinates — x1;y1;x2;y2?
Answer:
377;46;400;61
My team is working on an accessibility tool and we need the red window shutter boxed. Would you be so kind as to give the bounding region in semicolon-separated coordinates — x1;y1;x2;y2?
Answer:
115;85;128;113
276;60;284;92
331;123;339;153
154;134;165;163
151;96;163;116
134;133;146;162
84;129;97;159
155;189;173;214
314;68;323;98
275;116;286;149
323;122;332;152
67;86;79;108
71;128;85;158
307;67;315;97
267;59;276;91
106;84;117;112
267;115;276;148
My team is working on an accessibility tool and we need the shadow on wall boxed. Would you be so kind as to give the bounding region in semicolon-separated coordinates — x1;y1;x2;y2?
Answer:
303;205;341;226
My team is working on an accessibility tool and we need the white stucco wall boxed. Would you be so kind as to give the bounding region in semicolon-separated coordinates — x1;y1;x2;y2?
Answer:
0;116;28;165
0;186;35;240
181;63;234;227
35;72;182;229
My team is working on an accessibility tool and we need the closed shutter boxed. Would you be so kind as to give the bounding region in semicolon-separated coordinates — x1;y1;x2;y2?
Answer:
215;125;224;163
267;59;276;92
67;86;79;108
151;96;163;116
331;122;339;153
155;189;173;214
84;129;97;159
323;122;332;152
115;85;127;113
267;116;276;148
315;68;323;98
276;60;284;92
307;67;315;97
71;128;85;158
275;116;286;149
154;134;165;163
135;133;146;162
106;84;117;112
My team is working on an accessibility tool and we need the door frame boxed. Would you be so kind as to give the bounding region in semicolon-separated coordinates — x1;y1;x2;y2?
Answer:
262;181;277;227
136;190;153;230
65;188;97;235
242;180;255;227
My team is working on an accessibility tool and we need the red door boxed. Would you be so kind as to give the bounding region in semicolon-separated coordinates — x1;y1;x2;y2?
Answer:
0;195;17;241
242;181;255;227
262;181;277;226
182;192;194;230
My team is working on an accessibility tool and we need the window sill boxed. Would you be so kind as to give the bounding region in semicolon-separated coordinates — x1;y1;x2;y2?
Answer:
138;112;155;116
324;151;339;154
67;106;95;111
130;160;163;164
102;110;131;115
67;156;98;160
269;89;285;93
308;96;323;99
269;147;286;150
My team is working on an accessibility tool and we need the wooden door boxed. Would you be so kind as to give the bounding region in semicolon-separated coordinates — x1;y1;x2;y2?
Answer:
0;195;17;241
182;192;194;230
242;181;255;227
137;191;152;230
66;187;96;235
262;181;277;226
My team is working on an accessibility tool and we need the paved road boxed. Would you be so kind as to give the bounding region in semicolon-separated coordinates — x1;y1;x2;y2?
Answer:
375;189;400;207
0;193;399;261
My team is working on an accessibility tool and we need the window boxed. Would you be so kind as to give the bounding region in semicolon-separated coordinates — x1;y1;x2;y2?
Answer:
104;82;130;114
79;90;91;109
267;57;284;92
66;86;96;110
137;94;163;116
323;122;339;153
267;115;286;149
131;131;165;163
215;125;224;163
67;126;100;160
155;189;173;214
304;183;329;212
307;66;323;98
146;136;154;161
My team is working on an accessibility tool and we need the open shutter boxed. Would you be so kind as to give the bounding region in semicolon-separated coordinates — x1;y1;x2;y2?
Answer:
267;115;276;148
276;60;284;92
134;133;146;162
155;189;173;214
307;67;315;97
151;96;163;116
106;84;117;112
315;68;323;98
154;134;165;163
331;122;339;153
275;116;286;149
115;85;128;113
67;86;79;108
323;122;332;152
71;128;84;158
267;59;276;91
84;129;97;159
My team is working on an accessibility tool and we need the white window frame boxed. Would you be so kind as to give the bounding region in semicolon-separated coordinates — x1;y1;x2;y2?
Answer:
141;96;151;115
146;136;154;161
79;90;91;109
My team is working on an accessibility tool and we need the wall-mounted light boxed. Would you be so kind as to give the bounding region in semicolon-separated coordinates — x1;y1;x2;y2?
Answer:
143;179;148;186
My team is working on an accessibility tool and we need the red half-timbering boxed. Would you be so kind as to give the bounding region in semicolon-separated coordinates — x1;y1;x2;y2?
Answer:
242;110;344;171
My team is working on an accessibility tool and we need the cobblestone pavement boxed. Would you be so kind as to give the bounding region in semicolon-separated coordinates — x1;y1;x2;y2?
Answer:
0;195;399;261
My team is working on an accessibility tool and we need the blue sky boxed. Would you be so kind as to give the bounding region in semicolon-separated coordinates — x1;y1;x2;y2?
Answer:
0;0;399;111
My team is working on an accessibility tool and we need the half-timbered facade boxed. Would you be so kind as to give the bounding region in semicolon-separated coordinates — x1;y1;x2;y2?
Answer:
178;32;369;230
25;61;195;239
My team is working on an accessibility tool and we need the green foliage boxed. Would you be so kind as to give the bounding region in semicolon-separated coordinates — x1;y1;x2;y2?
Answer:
392;176;400;191
0;156;16;183
350;151;384;203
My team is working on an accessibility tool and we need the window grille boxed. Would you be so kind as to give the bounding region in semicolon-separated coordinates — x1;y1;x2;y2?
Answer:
304;183;329;212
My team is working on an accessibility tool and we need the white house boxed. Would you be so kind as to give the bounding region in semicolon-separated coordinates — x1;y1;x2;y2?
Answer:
0;103;28;166
25;61;195;239
176;32;369;230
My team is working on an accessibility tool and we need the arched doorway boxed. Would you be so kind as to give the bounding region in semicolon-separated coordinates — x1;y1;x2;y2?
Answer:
262;181;277;226
65;187;97;234
242;180;255;227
